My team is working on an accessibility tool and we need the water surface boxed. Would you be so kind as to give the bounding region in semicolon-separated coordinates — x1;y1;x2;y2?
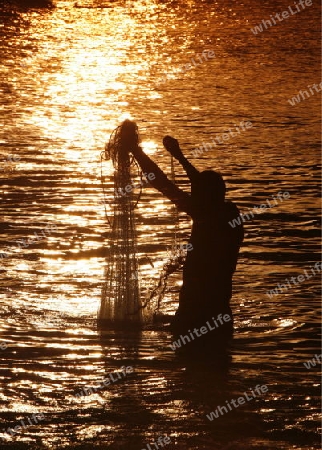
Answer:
0;0;321;448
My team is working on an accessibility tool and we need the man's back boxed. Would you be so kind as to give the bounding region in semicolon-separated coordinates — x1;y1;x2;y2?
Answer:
181;200;243;311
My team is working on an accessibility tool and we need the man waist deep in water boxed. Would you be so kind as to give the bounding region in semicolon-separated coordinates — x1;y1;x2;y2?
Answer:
126;123;244;338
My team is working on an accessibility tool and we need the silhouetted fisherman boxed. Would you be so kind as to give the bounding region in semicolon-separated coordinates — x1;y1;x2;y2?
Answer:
128;125;244;339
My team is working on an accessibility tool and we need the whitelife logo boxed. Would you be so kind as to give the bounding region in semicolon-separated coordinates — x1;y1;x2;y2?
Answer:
228;191;290;228
0;223;57;260
169;313;231;350
158;50;215;86
75;366;133;398
0;342;7;350
287;82;322;106
251;0;313;35
266;262;321;298
192;120;252;158
303;354;322;370
206;385;268;420
141;435;171;450
1;413;45;441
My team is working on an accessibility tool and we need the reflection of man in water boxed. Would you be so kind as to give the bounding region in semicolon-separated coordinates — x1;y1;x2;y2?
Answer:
129;127;244;338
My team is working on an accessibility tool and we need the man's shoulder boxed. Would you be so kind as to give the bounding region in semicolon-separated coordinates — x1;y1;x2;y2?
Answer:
224;200;240;216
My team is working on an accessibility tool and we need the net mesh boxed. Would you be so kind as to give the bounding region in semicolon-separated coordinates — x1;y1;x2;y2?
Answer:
98;120;143;325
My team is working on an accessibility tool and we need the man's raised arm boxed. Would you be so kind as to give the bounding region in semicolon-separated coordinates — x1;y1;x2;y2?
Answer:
163;136;199;183
131;145;192;215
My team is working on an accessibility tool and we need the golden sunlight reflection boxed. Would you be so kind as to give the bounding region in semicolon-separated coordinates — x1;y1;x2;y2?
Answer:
42;298;98;317
118;112;134;123
66;353;102;360
15;263;30;272
141;140;158;155
0;0;319;447
3;403;43;414
272;319;298;328
26;26;140;154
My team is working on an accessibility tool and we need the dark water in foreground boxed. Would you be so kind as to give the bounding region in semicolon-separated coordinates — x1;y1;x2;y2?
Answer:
0;0;321;449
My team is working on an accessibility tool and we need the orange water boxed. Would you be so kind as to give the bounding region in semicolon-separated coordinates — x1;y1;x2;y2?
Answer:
0;0;320;448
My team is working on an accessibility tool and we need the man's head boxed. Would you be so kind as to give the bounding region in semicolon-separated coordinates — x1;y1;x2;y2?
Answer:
120;119;139;149
191;170;226;210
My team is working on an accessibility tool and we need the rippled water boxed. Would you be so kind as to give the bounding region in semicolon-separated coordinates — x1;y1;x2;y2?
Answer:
0;0;321;449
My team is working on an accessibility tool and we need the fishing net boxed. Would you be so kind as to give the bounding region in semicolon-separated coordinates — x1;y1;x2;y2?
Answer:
98;120;143;325
98;120;186;326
